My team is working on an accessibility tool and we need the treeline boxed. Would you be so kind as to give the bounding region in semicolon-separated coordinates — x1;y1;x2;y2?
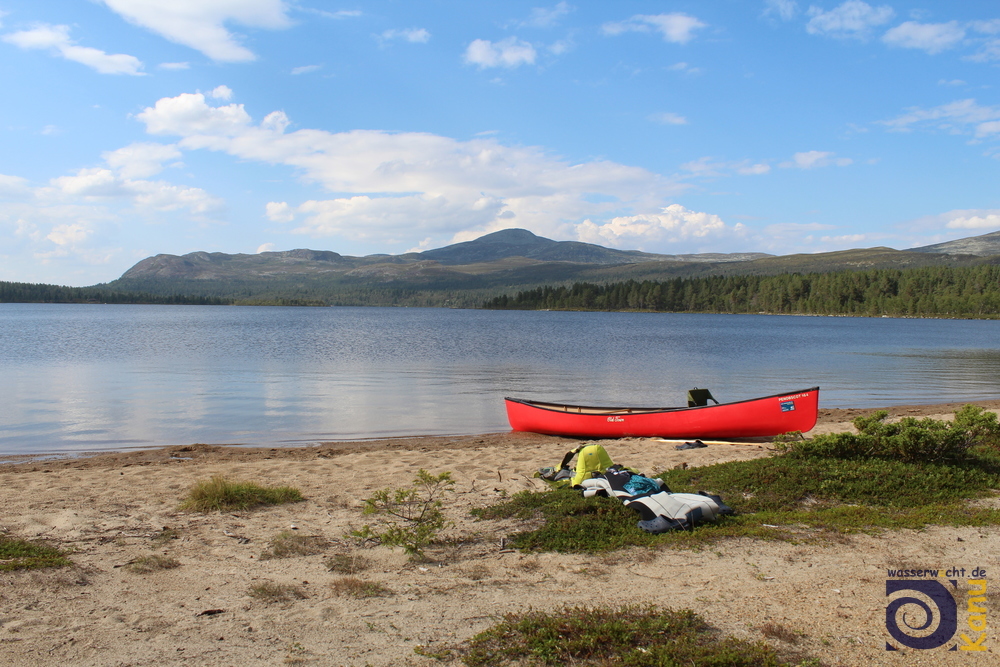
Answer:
0;281;232;305
483;265;1000;318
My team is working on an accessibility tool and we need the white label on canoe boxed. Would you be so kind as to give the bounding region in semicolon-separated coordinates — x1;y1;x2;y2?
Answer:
607;416;625;422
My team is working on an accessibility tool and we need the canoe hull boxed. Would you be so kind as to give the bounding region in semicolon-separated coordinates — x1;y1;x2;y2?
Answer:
504;388;820;439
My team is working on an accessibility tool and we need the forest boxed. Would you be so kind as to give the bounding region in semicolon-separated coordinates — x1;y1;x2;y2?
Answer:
0;281;233;305
482;265;1000;318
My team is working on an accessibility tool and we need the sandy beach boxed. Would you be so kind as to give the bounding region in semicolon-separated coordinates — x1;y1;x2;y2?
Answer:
2;401;999;666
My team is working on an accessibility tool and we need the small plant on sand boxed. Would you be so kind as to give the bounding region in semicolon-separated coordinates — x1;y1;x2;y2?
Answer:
124;554;181;574
324;552;371;574
260;531;330;560
179;475;303;512
462;605;793;666
0;535;71;571
248;581;309;603
329;576;392;599
350;469;454;560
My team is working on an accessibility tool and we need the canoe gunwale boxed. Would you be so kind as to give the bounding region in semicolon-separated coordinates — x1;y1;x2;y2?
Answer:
503;387;820;417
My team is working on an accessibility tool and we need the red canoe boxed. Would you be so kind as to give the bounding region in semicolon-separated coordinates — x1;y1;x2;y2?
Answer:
504;387;820;439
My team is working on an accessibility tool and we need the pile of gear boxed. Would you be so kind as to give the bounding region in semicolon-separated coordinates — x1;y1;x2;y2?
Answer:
536;444;733;534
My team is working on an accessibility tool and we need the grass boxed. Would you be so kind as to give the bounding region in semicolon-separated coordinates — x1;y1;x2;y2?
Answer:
260;531;330;560
458;605;793;666
248;581;309;603
179;475;304;512
475;412;1000;553
0;535;72;571
329;576;392;599
325;553;371;574
124;554;181;574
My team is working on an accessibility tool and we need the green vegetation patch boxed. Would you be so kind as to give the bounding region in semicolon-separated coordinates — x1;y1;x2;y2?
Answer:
460;605;791;667
249;581;309;603
0;535;72;571
125;554;181;574
179;475;304;513
477;407;1000;552
261;531;330;559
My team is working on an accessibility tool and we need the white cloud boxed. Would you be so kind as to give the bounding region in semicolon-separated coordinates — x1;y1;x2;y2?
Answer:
0;173;32;197
883;21;965;54
603;13;706;44
805;1;894;38
668;61;702;75
256;242;276;253
882;98;1000;138
942;209;1000;230
379;28;431;44
820;233;867;244
649;112;687;125
681;157;771;177
98;0;292;62
779;150;852;168
763;0;798;21
521;2;573;28
133;90;693;248
209;85;233;100
47;166;223;216
291;64;322;75
103;143;183;179
47;223;92;247
464;37;537;68
938;79;966;86
575;204;744;248
265;201;295;223
158;61;190;70
2;23;144;75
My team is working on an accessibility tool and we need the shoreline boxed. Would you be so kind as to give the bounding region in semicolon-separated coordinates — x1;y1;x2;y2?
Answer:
4;398;1000;468
2;399;998;665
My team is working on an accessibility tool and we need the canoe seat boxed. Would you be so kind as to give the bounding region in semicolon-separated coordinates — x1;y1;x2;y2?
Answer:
687;387;719;407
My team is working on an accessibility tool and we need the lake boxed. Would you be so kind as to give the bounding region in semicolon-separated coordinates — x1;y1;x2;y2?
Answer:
2;304;1000;455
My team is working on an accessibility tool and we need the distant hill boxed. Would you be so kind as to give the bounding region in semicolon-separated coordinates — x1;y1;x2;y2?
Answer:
105;227;1000;308
910;229;1000;256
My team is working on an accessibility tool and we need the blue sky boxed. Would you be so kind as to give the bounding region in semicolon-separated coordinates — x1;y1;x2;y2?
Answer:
1;1;999;286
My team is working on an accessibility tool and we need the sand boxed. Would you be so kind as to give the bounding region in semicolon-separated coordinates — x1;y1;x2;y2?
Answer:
1;401;999;666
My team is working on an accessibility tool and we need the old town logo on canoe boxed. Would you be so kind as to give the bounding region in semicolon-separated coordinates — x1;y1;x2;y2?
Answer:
607;416;625;422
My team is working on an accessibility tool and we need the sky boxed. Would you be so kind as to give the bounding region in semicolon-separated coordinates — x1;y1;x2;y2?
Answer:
1;1;999;286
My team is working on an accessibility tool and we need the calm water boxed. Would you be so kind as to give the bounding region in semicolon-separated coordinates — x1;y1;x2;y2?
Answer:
2;304;1000;455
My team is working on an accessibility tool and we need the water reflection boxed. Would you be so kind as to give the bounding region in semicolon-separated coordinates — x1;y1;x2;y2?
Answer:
1;304;1000;453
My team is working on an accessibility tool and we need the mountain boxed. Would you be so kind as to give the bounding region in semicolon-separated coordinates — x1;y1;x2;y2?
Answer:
417;228;768;265
106;227;1000;308
909;229;1000;256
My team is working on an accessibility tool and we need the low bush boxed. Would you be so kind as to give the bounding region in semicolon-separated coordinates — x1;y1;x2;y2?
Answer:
778;405;1000;463
0;535;71;571
329;576;391;599
249;581;309;603
125;555;181;574
462;605;791;666
351;469;454;560
179;476;303;512
260;531;329;560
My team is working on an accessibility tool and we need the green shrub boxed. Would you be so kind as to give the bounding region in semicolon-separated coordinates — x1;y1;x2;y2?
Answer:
463;605;790;666
351;469;454;560
125;554;181;574
260;531;329;560
778;405;1000;463
0;535;71;571
179;476;304;512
